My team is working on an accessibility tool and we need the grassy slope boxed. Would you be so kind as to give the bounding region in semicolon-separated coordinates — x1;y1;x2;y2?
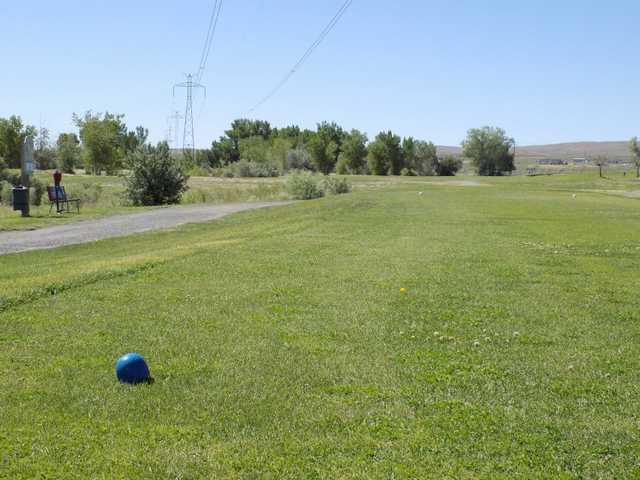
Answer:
1;174;639;478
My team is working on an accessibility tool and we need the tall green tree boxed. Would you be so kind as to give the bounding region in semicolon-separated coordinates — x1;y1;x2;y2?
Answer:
74;111;127;175
34;126;57;170
414;140;438;176
267;137;294;172
0;116;36;168
630;137;640;177
239;136;270;164
367;131;403;176
401;137;417;174
210;137;236;166
273;125;301;141
56;133;81;173
308;122;345;174
462;127;515;176
215;119;273;165
124;126;149;155
336;129;368;174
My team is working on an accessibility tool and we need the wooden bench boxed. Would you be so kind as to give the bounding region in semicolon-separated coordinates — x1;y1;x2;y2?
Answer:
47;186;80;214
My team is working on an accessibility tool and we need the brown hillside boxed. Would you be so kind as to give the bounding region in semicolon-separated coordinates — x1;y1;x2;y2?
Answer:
438;141;633;161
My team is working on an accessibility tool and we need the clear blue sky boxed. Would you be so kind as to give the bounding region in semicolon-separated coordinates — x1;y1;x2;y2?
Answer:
1;0;638;147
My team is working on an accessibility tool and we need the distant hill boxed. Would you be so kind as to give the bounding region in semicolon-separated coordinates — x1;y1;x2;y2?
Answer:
438;141;633;162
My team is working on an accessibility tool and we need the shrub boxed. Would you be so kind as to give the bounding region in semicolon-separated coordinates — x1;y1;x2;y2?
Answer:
335;155;350;174
436;155;463;176
222;160;280;178
323;176;351;195
0;172;43;206
400;168;417;176
0;181;11;206
285;170;324;200
124;142;189;206
30;177;45;206
285;146;313;171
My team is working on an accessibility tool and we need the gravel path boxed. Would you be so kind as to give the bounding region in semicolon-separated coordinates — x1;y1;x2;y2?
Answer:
0;201;292;255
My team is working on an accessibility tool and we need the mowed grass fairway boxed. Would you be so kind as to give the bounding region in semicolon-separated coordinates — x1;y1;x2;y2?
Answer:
1;175;640;478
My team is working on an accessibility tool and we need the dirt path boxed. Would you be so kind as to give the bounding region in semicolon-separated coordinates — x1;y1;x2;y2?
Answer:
0;202;292;256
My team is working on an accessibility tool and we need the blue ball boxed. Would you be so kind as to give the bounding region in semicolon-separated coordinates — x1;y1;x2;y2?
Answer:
115;353;150;384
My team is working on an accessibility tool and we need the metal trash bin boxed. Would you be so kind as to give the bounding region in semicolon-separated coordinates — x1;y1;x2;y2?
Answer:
12;187;29;212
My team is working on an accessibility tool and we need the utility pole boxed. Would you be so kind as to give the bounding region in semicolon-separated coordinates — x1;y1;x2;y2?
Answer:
173;74;206;162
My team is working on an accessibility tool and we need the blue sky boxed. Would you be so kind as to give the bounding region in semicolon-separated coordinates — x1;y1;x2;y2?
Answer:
1;0;638;147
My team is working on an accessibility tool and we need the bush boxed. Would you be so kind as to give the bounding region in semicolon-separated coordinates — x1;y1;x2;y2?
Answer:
30;177;45;206
335;155;350;175
285;146;313;171
400;168;417;176
0;172;44;206
222;160;280;178
323;176;351;195
124;143;189;206
285;170;325;200
0;181;11;206
436;155;463;176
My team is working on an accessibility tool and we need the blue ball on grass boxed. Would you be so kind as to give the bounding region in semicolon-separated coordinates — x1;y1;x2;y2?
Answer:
115;353;151;384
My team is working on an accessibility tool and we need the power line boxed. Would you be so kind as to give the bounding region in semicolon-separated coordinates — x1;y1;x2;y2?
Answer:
246;0;354;114
196;0;224;83
171;0;222;153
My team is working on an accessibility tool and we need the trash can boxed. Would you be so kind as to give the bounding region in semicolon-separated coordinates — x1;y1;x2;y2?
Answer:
12;187;29;212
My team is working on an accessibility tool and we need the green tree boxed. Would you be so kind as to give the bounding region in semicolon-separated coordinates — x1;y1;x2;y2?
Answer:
414;140;438;176
210;137;236;166
462;127;515;176
308;122;345;174
239;136;270;164
74;111;128;175
401;137;417;174
267;137;294;172
336;129;368;174
367;131;403;176
124;126;149;155
56;133;81;173
34;126;57;170
630;137;640;177
0;116;36;168
213;119;273;165
125;142;189;205
273;125;301;141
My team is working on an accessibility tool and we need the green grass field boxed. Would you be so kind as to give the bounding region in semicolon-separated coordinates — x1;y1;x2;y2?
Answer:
1;173;640;478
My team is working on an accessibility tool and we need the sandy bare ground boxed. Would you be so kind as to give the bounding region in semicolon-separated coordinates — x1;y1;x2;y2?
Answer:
0;201;292;256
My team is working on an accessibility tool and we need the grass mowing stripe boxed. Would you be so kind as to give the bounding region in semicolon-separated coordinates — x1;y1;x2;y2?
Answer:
0;261;162;314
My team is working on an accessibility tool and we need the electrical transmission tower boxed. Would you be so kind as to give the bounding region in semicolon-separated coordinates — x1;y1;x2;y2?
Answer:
167;110;184;148
173;74;206;161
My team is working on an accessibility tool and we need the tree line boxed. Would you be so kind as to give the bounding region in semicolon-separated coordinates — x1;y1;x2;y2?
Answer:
0;112;147;175
203;119;521;177
3;111;640;178
204;119;465;177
